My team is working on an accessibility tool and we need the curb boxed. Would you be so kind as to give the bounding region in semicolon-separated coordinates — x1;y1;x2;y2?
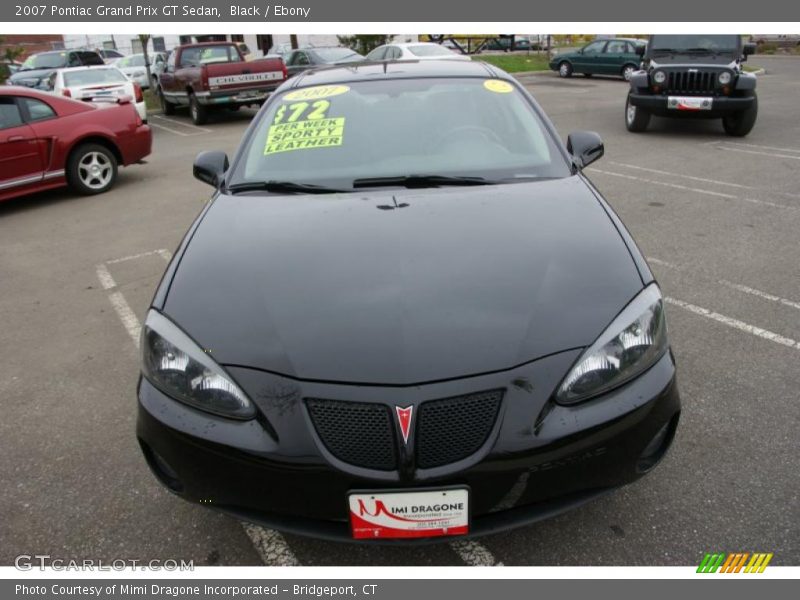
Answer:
748;68;766;76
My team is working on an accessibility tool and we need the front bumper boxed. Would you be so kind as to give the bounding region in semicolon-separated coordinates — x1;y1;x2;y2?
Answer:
629;92;755;116
136;349;680;542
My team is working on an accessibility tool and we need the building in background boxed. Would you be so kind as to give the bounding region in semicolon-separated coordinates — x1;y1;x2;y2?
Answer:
0;34;64;60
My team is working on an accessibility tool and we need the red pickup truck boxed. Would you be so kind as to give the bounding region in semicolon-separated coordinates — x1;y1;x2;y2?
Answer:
157;42;286;124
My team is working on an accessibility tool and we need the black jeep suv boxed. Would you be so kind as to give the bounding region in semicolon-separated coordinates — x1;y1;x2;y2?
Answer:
625;34;758;136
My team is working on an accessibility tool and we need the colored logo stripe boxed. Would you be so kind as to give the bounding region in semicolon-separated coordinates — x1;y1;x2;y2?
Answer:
697;552;773;573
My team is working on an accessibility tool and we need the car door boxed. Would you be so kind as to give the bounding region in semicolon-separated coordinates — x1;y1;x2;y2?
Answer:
159;50;178;94
600;40;629;75
571;40;607;74
0;96;44;193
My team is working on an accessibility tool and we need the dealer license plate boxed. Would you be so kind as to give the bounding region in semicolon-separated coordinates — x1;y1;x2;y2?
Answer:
668;96;713;111
349;488;469;540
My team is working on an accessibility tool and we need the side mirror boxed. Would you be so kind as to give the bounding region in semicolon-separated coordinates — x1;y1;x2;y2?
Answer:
636;45;646;57
567;131;604;169
193;151;229;187
743;43;756;57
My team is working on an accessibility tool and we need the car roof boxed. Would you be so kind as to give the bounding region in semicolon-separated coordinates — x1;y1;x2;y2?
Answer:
390;42;440;47
286;59;500;88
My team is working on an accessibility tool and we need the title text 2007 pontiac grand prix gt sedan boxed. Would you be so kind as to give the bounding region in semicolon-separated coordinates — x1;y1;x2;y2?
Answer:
136;61;680;542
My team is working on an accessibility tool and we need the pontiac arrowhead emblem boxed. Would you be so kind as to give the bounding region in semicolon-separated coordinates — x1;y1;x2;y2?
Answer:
395;405;413;444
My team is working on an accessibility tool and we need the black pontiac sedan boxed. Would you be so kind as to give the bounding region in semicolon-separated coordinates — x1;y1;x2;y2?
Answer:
137;60;680;542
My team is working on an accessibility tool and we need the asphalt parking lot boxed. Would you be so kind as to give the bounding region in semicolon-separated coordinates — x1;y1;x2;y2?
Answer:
1;55;798;567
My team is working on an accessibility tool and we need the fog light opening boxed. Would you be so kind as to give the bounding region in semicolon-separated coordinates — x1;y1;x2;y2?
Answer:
636;412;679;473
139;440;184;492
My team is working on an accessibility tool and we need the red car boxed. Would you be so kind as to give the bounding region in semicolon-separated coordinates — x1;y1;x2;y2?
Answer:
0;86;151;203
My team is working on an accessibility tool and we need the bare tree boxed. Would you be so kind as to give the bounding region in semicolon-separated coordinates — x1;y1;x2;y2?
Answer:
290;34;299;50
138;34;152;89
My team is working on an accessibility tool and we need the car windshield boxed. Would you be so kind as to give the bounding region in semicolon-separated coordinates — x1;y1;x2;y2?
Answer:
21;53;68;70
230;78;571;190
314;48;360;62
650;35;739;54
64;68;128;87
408;45;455;57
119;54;146;67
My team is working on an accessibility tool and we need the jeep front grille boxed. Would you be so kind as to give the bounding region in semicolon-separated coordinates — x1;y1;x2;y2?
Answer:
665;69;718;94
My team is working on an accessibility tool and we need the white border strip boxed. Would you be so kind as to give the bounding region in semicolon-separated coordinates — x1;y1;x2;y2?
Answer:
9;22;800;34
2;565;799;579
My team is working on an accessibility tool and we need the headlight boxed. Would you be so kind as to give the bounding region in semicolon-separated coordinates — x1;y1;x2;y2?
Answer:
718;71;732;85
141;310;256;419
555;284;668;405
653;70;666;84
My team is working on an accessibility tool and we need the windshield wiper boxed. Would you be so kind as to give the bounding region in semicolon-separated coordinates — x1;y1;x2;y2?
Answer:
353;174;496;189
651;48;678;54
227;180;351;195
684;47;716;54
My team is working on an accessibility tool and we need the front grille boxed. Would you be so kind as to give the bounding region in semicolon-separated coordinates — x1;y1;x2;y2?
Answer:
664;69;719;94
306;399;397;471
416;390;503;469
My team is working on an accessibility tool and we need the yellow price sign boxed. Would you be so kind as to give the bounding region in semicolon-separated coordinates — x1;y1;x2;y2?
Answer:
483;79;514;94
283;85;350;101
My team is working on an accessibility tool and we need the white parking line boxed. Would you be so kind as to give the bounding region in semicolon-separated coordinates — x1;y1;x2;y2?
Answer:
151;114;213;134
450;539;502;566
105;248;171;265
97;262;142;345
647;256;800;312
589;168;798;211
714;146;800;161
717;280;800;312
107;291;142;348
608;162;752;190
242;523;300;566
590;169;737;198
95;263;117;290
647;256;800;310
665;297;800;350
148;121;209;137
711;141;800;154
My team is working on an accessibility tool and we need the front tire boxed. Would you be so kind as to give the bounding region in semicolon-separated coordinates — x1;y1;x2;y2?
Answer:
189;93;208;125
625;94;651;132
722;93;758;137
158;86;175;115
622;64;637;81
558;61;573;78
66;143;118;195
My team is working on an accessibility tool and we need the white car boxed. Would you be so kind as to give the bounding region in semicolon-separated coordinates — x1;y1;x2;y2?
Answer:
115;52;168;89
365;42;471;62
50;66;147;123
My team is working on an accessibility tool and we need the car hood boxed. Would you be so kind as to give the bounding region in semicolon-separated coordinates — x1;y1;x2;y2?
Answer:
648;54;739;67
9;68;56;84
163;176;643;384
